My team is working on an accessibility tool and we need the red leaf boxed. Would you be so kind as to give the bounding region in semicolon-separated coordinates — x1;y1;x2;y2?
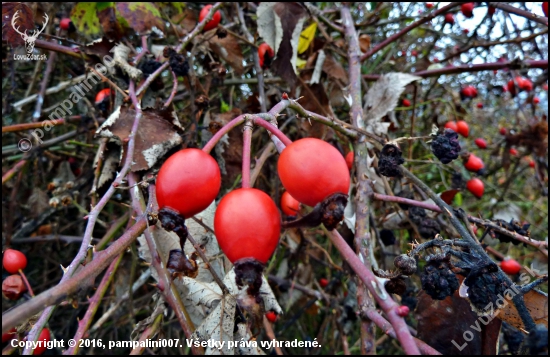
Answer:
440;189;460;205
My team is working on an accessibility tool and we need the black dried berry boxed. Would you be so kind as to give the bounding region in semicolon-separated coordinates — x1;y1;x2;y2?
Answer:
408;206;426;222
431;129;461;164
421;260;459;300
418;218;441;239
385;277;407;295
138;59;163;77
394;254;417;275
380;229;396;245
524;324;548;355
401;287;418;311
378;144;405;177
463;262;512;313
490;219;530;246
216;27;227;39
451;172;465;189
164;47;189;77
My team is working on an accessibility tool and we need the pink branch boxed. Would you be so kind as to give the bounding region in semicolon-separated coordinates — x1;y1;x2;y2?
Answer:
202;115;246;153
242;123;252;188
488;2;548;26
2;160;28;186
163;71;178;108
363;60;548;81
361;3;463;62
252;117;293;147
328;230;421;355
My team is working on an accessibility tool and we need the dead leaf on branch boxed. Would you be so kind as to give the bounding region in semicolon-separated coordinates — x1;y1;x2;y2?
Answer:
499;288;548;330
95;105;184;172
363;73;421;135
192;295;237;355
2;2;33;46
208;33;244;75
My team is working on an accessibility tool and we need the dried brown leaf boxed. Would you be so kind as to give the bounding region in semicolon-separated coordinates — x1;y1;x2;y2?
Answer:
499;289;548;330
322;53;348;83
208;33;244;75
2;2;33;46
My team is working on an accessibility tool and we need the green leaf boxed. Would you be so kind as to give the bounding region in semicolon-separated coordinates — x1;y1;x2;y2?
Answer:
454;192;463;206
70;3;102;37
115;2;164;35
220;99;231;113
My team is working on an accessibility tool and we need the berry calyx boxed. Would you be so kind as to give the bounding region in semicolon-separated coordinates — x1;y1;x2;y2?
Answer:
444;121;458;132
60;18;73;31
466;178;484;198
474;138;488;149
156;149;221;219
199;5;222;32
31;328;51;355
444;13;455;25
456;120;470;138
94;88;112;105
500;259;521;275
258;43;275;69
278;138;350;207
319;278;329;288
214;188;280;264
402;98;411;107
509;148;519;156
266;311;278;323
464;154;485;172
396;305;410;317
3;249;27;274
280;191;300;217
345;151;354;170
461;2;475;18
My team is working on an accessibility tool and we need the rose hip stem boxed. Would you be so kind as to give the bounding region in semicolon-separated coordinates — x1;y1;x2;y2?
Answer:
242;122;253;189
18;269;34;297
202;115;293;154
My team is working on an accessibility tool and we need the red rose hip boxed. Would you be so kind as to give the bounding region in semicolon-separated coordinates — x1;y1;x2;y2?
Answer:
345;151;354;170
3;249;27;274
266;311;278;323
464;154;484;172
278;138;350;207
500;259;521;275
280;191;300;216
444;121;458;132
199;5;222;32
214;188;280;264
156;149;221;218
258;43;275;69
466;178;484;198
456;120;470;138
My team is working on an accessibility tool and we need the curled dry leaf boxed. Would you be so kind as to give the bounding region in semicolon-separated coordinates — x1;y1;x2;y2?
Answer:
2;2;33;46
112;43;143;81
95;105;184;172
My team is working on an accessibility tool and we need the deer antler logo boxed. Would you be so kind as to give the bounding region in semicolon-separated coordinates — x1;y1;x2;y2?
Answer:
12;10;49;54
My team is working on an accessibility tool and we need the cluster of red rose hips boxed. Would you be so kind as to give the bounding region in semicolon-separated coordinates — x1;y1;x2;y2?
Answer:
2;249;51;354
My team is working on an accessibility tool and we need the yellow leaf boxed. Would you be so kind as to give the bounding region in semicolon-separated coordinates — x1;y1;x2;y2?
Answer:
296;58;307;69
298;22;317;54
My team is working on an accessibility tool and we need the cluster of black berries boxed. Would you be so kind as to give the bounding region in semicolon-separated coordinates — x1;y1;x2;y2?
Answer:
385;277;406;295
138;58;164;91
501;322;524;354
491;219;531;245
451;172;465;189
463;262;510;313
378;144;405;177
408;206;441;238
431;129;461;164
163;47;189;77
421;258;459;300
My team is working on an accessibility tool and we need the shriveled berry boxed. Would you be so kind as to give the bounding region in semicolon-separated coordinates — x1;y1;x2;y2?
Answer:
421;260;459;300
2;274;27;300
464;263;511;314
431;129;461;164
380;229;396;245
408;206;441;238
394;254;417;275
488;6;496;15
385;277;407;295
378;144;405;177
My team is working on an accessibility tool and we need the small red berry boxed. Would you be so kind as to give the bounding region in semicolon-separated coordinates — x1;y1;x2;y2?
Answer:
2;274;27;300
476;102;483;109
456;120;470;138
94;88;112;104
461;86;478;99
444;13;455;25
529;160;536;168
2;328;17;343
509;148;519;156
444;121;458;132
345;151;354;170
426;3;434;9
543;2;548;17
402;99;411;107
60;18;72;31
411;50;418;57
156;149;221;219
214;188;281;264
266;311;278;323
472;225;478;235
278;138;350;207
32;329;51;355
499;127;507;136
199;5;222;32
464;154;485;172
280;191;300;217
396;305;410;317
500;259;522;275
474;138;488;149
507;76;533;95
319;278;329;288
258;43;275;69
461;3;475;18
466;178;484;198
282;92;289;100
3;249;27;274
533;97;540;104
